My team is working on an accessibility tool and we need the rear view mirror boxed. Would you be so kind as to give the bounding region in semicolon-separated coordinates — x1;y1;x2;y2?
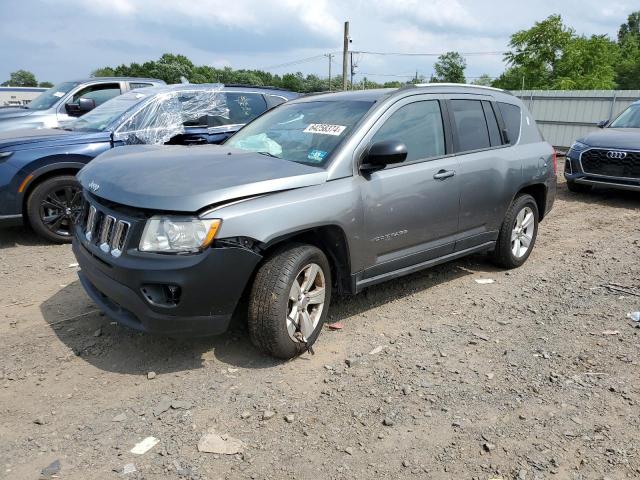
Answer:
597;119;609;129
361;141;408;172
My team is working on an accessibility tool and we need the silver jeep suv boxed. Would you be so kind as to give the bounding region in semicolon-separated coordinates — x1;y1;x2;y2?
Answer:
72;84;556;359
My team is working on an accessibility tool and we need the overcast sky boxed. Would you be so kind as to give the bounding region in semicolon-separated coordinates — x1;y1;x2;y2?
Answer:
0;0;637;85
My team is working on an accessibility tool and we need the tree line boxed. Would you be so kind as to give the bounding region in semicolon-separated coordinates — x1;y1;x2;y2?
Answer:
1;70;53;88
3;11;639;92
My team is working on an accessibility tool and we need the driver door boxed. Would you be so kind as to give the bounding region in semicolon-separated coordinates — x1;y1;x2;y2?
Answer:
358;97;461;279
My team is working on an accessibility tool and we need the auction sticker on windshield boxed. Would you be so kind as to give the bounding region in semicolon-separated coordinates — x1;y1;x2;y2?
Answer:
303;124;346;136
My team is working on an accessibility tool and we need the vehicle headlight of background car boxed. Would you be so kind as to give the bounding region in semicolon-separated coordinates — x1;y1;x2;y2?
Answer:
139;216;221;253
568;141;589;154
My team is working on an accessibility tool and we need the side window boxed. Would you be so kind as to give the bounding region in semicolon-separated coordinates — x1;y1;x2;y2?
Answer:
450;99;490;152
371;101;445;162
226;93;268;124
481;101;503;147
497;102;522;144
70;83;121;107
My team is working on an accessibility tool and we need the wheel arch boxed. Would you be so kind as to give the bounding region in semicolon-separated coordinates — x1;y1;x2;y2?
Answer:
259;225;354;295
20;162;85;219
514;182;548;221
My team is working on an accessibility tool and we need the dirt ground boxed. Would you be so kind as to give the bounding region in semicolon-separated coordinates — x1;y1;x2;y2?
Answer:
1;171;640;480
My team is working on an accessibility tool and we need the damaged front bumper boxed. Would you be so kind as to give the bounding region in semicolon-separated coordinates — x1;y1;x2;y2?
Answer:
72;198;262;337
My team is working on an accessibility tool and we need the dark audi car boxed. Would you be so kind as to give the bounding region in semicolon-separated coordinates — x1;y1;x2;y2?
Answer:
0;84;297;242
565;100;640;193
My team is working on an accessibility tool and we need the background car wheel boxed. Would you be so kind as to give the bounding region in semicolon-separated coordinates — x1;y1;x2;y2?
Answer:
248;243;332;359
26;175;82;244
490;194;539;269
566;180;592;194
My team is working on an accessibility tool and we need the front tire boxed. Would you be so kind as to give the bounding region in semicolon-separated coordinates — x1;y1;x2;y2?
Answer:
26;175;83;243
566;180;592;194
490;194;539;269
248;244;331;359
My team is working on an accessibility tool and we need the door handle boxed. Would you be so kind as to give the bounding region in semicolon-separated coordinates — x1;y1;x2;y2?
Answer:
433;169;456;180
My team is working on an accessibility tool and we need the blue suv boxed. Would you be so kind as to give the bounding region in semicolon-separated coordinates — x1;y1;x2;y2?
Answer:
565;100;640;193
0;84;297;242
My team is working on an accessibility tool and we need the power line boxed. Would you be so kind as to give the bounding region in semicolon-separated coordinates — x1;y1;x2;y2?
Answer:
353;50;506;57
259;53;339;71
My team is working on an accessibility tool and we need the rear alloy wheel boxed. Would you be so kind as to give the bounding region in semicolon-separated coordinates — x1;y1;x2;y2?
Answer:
248;244;331;359
490;194;539;269
27;175;83;243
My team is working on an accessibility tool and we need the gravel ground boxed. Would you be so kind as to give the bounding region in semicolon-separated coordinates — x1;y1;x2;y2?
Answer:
1;172;640;480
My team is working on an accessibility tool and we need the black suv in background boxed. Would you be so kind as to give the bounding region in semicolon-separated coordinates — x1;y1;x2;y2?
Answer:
565;100;640;193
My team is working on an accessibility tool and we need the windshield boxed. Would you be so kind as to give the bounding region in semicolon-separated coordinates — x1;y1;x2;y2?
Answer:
27;82;78;110
225;100;374;166
70;90;150;132
609;103;640;128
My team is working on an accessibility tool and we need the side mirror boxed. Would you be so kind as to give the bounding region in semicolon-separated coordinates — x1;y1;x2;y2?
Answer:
361;141;408;172
78;98;96;113
597;119;609;129
65;98;96;117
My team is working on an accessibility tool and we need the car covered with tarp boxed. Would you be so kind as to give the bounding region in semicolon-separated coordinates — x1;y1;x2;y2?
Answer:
0;84;298;242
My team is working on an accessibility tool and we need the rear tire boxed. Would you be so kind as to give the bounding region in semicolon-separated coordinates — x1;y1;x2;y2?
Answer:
566;180;592;194
26;175;82;244
248;244;331;359
490;194;539;269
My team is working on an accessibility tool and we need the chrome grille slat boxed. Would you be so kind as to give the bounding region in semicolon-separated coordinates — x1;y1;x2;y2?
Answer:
81;200;132;257
109;220;130;258
99;215;116;252
85;205;97;241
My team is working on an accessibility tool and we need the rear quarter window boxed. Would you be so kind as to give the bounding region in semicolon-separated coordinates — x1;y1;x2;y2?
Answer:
497;102;521;144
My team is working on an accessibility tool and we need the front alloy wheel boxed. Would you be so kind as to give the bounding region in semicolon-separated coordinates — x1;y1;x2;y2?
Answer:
27;175;83;243
287;263;327;343
248;244;332;359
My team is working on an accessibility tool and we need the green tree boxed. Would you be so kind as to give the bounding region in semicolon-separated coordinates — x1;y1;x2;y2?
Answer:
616;11;640;89
432;52;466;83
38;81;54;88
618;11;640;42
553;35;618;89
2;69;38;87
91;67;116;77
499;15;573;89
471;74;493;86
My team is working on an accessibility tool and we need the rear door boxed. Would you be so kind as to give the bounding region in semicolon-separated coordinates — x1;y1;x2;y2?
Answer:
446;96;516;250
358;95;461;279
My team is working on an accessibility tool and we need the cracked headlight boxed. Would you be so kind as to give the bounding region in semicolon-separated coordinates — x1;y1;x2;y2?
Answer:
139;216;221;253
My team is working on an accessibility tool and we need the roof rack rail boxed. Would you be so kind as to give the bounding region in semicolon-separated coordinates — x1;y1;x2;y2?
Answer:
411;82;507;93
222;83;294;92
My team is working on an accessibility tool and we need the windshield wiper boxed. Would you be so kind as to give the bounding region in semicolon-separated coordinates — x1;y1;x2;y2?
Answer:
257;151;280;158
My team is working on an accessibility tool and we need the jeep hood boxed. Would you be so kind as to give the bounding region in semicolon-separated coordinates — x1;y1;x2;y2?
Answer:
579;128;640;150
78;144;328;212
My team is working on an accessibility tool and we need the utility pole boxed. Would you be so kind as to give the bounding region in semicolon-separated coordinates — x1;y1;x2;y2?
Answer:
350;51;355;89
325;53;334;91
342;21;349;91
